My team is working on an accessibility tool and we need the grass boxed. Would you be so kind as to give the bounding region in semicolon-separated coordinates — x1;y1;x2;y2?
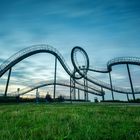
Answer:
0;103;140;140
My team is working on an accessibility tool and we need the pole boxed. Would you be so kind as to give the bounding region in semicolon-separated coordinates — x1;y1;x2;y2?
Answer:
73;69;76;100
109;72;114;100
54;57;57;100
78;89;80;100
70;77;72;103
126;64;135;101
82;66;87;101
86;75;88;101
4;68;12;96
101;87;105;101
126;93;129;102
74;81;76;100
84;77;86;101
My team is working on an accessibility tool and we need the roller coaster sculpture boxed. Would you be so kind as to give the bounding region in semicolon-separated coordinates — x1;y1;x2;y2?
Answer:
0;44;140;101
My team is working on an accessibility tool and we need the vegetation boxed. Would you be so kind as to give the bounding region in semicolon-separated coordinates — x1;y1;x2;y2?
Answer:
0;103;140;140
45;94;53;102
56;95;65;102
129;98;140;103
101;98;140;103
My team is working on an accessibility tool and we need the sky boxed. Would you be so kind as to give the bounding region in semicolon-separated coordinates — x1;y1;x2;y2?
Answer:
0;0;140;101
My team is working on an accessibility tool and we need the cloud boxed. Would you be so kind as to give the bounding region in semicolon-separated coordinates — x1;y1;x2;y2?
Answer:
0;0;140;99
0;58;5;64
111;73;126;80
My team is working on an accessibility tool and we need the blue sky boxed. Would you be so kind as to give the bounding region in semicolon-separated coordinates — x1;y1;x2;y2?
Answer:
0;0;140;100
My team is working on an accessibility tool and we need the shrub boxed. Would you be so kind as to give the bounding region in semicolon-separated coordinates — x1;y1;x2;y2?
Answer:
57;95;64;102
45;94;52;102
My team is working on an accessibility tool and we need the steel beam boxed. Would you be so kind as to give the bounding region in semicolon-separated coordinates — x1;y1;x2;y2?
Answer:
54;57;57;99
70;77;72;103
126;64;135;100
101;87;105;101
84;77;86;101
74;79;76;100
4;68;12;96
73;69;76;100
109;72;114;100
126;93;129;102
78;89;80;100
86;76;88;101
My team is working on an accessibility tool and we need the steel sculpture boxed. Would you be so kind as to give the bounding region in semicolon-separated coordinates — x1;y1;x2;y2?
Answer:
0;44;140;101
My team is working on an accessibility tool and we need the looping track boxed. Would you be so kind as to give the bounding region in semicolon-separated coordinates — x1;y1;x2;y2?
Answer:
0;44;140;95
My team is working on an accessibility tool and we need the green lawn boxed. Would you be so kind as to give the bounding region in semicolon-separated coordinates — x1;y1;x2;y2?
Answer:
0;103;140;140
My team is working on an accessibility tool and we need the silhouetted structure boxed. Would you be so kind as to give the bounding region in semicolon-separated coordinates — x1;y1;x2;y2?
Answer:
0;44;139;102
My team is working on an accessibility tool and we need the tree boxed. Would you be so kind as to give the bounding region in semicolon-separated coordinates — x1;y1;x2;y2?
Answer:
57;95;64;102
45;94;52;102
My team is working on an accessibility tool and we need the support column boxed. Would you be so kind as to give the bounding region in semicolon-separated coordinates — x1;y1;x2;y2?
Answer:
54;57;57;100
84;77;86;101
4;68;12;96
126;93;129;102
101;87;105;101
86;76;88;101
78;89;80;100
73;70;76;100
70;77;76;101
70;77;72;103
74;80;76;100
109;72;114;100
82;65;87;101
126;64;135;101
